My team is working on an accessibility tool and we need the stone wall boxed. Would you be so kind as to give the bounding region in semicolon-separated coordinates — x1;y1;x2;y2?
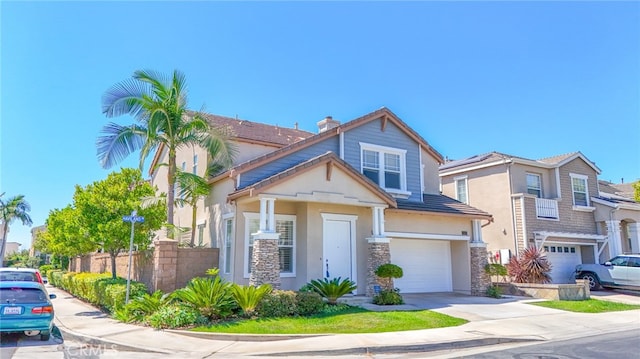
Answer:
498;280;590;301
249;238;281;288
470;243;490;296
366;240;391;296
69;241;219;293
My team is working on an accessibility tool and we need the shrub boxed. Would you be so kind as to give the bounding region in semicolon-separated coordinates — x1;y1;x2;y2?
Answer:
507;247;552;284
113;290;170;323
146;303;203;329
372;289;404;305
48;270;65;287
39;264;54;278
256;290;297;317
485;285;502;299
172;276;235;320
231;284;272;316
308;277;357;305
375;263;404;292
295;291;324;316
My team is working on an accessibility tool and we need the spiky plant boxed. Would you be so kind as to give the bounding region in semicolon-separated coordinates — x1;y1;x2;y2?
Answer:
507;247;552;284
171;276;235;320
308;277;357;305
231;284;272;316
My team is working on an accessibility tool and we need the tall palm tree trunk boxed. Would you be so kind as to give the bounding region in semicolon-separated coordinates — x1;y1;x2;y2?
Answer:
167;149;176;233
190;203;197;247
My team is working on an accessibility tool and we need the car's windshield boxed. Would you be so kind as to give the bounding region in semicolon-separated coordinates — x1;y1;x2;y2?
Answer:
0;287;48;303
0;272;37;282
609;257;629;266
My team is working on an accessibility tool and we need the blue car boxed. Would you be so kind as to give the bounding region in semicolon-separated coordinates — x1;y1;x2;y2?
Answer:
0;281;57;341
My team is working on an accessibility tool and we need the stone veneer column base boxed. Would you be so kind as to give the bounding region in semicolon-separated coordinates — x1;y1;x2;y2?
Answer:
249;235;281;289
366;237;391;297
470;242;490;296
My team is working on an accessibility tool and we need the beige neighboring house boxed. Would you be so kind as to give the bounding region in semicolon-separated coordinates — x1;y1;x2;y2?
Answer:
439;151;640;284
30;224;46;257
4;242;21;256
150;108;492;296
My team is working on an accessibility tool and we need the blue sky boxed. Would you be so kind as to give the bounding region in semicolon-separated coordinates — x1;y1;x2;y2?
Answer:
2;1;639;249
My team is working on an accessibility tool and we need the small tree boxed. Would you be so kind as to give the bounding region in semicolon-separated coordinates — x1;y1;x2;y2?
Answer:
374;263;403;291
506;246;552;284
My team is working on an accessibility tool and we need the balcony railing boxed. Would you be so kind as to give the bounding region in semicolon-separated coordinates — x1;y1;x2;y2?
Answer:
535;198;559;220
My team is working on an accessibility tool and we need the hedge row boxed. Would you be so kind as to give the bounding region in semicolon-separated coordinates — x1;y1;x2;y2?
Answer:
48;270;148;312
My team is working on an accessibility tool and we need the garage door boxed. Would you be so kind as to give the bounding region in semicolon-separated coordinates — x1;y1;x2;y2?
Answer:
544;245;582;284
390;239;452;293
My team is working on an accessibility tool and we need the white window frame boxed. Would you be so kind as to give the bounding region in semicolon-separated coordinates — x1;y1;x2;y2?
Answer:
454;175;469;204
243;213;296;278
359;142;410;196
526;173;542;198
222;215;234;274
196;221;206;247
570;173;590;207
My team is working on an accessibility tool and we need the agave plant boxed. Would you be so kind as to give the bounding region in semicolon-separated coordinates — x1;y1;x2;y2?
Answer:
309;277;357;305
171;276;235;320
231;284;272;316
507;246;552;284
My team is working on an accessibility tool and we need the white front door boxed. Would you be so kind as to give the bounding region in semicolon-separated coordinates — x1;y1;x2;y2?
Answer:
322;214;357;282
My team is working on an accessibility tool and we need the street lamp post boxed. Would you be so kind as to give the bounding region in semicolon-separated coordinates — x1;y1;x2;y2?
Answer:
123;210;144;304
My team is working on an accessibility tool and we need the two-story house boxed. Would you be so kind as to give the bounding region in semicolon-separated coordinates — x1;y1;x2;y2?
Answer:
439;152;640;284
151;107;492;296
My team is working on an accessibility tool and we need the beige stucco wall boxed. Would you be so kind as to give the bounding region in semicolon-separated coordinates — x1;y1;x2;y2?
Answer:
441;164;512;254
421;148;441;195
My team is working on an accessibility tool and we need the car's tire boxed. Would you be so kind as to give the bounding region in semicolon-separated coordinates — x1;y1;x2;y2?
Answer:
40;332;50;341
582;273;601;290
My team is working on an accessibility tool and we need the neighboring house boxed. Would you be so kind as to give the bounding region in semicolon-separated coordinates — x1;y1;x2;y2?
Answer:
30;225;46;257
4;242;21;256
439;151;640;284
151;108;492;296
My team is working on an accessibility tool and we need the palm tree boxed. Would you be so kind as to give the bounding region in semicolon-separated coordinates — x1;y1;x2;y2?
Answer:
174;170;211;247
0;194;33;261
97;69;235;231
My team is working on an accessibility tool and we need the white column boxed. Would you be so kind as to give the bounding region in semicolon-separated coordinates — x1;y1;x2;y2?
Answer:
371;207;385;237
471;219;484;243
606;220;623;257
628;223;640;254
259;198;267;232
267;198;275;232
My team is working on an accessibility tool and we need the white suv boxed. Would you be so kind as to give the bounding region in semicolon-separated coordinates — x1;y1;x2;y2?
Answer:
574;254;640;290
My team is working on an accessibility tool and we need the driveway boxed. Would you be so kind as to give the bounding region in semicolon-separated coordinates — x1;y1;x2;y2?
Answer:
590;289;640;305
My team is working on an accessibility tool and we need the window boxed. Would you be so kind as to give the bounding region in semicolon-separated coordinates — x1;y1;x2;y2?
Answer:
526;173;542;197
197;223;205;247
359;143;407;194
223;218;233;274
570;174;589;207
245;214;296;277
455;176;468;204
193;154;198;175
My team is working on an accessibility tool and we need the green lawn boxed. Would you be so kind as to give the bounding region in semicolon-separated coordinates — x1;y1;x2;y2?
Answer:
531;299;640;313
191;306;467;334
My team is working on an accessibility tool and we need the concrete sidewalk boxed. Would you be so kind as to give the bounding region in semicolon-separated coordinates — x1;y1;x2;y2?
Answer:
47;284;640;358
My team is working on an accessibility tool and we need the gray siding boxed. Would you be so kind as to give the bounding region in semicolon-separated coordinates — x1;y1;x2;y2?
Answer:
239;137;339;188
343;118;422;201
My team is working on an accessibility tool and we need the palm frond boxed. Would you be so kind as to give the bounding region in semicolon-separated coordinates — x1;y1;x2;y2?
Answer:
96;122;147;169
101;78;149;118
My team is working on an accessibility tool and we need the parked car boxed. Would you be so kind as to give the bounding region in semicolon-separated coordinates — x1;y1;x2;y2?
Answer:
575;254;640;290
0;267;46;284
0;281;57;340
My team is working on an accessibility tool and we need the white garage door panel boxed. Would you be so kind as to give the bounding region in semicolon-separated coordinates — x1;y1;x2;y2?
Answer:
546;245;582;284
390;239;452;293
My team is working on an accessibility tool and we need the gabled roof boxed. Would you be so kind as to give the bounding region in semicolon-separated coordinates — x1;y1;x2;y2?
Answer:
216;107;443;182
394;195;493;220
598;180;637;200
148;112;314;176
440;150;600;175
196;112;314;147
227;151;397;206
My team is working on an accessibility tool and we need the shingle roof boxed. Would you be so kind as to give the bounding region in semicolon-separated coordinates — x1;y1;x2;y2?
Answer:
227;151;397;206
394;194;492;219
598;180;636;200
537;152;579;165
194;112;314;147
218;107;443;181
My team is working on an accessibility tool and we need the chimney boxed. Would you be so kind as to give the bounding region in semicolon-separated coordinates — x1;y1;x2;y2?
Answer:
317;116;340;133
